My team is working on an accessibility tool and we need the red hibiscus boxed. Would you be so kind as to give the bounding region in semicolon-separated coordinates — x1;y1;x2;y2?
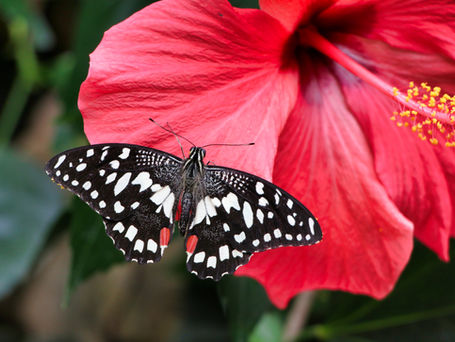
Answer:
79;0;455;308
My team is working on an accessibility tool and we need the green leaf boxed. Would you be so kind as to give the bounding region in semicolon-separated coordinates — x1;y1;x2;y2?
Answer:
66;198;124;302
218;276;273;342
0;148;63;298
0;0;54;51
301;242;455;341
248;312;283;342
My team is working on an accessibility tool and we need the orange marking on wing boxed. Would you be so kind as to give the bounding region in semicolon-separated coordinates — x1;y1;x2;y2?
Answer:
186;235;198;254
175;196;182;221
160;227;171;247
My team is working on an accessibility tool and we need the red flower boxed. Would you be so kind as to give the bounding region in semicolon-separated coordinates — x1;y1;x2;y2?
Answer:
79;0;455;308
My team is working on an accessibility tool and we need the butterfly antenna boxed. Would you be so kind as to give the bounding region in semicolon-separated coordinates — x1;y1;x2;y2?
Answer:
201;142;255;148
149;118;196;157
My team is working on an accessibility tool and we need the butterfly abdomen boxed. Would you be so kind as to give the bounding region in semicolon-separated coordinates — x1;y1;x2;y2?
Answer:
179;192;194;234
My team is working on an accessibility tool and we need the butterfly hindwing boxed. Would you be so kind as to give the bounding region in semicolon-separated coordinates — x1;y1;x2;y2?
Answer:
45;143;182;262
103;207;172;264
185;231;252;281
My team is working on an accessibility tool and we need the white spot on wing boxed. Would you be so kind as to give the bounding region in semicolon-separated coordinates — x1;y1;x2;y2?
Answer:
219;245;229;261
252;239;260;247
101;150;108;161
109;160;120;169
306;234;311;241
309;217;315;235
274;193;280;205
99;201;106;208
258;197;269;207
150;185;171;205
273;228;282;238
147;239;158;253
90;190;99;199
76;163;87;172
222;193;240;213
151;184;162;192
114;201;125;213
162;192;175;219
287;199;293;209
113;222;125;233
131;202;140;209
193;251;205;263
223;223;230;232
255;182;264;195
234;232;246;243
132;172;153;192
83;181;91;190
71;180;79;186
285;234;293;240
211;197;221;207
125;225;138;241
264;233;271;242
54;155;66;169
207;256;217;269
193;199;206;225
86;149;94;157
287;215;296;226
106;173;117;184
256;209;264;224
119;147;130;159
242;202;253;228
114;172;132;196
204;196;217;218
232;250;243;258
134;239;144;252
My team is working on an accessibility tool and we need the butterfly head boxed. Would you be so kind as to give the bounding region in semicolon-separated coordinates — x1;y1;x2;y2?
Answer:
189;147;206;162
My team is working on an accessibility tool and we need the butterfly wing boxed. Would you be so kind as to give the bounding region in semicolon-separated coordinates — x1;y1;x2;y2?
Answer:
45;143;182;263
185;165;322;279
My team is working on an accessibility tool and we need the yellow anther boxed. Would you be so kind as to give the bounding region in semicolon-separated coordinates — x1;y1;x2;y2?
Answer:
392;81;455;147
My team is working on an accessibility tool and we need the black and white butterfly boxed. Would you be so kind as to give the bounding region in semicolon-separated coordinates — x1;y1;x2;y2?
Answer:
45;143;322;280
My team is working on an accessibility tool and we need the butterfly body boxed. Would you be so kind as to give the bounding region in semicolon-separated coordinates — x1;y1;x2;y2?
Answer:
46;143;322;280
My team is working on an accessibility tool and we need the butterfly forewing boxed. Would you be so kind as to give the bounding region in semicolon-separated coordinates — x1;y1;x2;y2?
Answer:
45;144;182;262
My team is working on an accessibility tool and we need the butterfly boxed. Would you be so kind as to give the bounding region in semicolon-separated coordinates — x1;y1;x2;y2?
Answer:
45;143;322;280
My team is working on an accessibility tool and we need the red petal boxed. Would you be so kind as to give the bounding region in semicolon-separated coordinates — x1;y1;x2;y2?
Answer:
328;33;455;259
259;0;336;32
236;56;414;308
317;0;455;60
79;0;298;179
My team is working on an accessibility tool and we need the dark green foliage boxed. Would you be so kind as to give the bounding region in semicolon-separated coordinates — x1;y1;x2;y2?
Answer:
0;149;63;298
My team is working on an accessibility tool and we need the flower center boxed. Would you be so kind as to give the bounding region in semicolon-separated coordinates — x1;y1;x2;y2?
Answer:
298;26;455;147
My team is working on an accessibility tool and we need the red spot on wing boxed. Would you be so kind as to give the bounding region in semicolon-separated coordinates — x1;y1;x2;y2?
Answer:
175;195;182;221
186;235;198;254
160;227;171;247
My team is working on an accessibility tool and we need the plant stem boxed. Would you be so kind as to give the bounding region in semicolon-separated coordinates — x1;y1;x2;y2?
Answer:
283;291;316;342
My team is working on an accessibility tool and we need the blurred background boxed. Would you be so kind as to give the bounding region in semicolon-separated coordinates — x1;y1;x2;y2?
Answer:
1;1;455;341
